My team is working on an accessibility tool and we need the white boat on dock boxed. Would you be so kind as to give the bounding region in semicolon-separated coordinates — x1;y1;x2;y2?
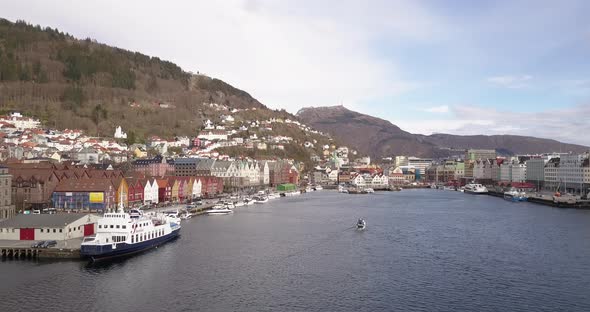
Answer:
207;207;233;215
254;196;269;203
464;183;488;194
224;202;236;210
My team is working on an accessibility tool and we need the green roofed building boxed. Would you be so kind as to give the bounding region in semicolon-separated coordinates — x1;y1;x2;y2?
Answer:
276;183;297;191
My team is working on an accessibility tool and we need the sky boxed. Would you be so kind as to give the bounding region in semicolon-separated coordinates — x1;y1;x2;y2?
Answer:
3;0;590;145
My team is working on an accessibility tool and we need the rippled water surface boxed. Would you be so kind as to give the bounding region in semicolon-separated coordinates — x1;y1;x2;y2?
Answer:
2;189;590;312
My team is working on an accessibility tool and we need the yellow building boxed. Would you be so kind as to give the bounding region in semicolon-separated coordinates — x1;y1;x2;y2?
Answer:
111;177;129;208
133;146;147;158
170;178;180;202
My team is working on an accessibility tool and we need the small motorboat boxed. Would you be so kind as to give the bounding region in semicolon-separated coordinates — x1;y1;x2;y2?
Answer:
356;218;366;229
224;202;236;210
254;196;269;204
208;204;233;215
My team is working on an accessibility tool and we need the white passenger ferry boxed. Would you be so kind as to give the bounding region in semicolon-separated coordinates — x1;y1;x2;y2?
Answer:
80;205;181;261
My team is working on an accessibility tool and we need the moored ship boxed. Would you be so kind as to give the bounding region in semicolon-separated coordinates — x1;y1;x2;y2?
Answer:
503;188;528;202
80;206;181;262
464;183;488;194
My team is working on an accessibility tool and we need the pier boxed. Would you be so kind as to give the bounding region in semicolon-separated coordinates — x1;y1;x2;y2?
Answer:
486;190;590;209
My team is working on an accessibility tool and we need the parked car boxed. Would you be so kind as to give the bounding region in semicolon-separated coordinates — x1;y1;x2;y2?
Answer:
31;241;45;248
40;240;57;248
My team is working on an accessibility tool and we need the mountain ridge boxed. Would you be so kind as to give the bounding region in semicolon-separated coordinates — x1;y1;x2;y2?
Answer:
296;105;588;158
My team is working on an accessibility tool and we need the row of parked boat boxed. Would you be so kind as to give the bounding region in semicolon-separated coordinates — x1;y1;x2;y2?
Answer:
433;183;529;202
207;186;323;215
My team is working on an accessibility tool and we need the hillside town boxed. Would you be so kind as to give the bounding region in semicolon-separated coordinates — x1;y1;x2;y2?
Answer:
1;109;590;250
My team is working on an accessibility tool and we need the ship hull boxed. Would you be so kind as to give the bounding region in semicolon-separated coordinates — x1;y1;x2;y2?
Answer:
81;228;180;261
464;190;488;195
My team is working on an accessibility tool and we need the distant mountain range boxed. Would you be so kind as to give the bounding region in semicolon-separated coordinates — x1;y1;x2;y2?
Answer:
296;105;588;158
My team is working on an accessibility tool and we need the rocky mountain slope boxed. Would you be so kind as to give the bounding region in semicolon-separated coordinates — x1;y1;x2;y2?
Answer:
297;105;588;158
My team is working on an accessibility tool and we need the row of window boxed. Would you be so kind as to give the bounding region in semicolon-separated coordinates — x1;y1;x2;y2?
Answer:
130;229;164;243
112;235;126;243
98;224;127;229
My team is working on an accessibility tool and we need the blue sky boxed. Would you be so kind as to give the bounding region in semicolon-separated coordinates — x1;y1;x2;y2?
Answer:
3;0;590;145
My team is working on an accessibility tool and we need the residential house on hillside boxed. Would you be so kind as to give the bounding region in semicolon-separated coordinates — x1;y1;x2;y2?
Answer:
76;147;99;164
197;129;228;141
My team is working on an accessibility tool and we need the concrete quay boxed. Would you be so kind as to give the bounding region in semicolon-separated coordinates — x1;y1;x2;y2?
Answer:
1;238;82;260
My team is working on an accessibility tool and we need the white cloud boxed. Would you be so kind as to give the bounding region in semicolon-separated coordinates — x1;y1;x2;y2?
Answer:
393;104;590;146
558;79;590;95
487;75;532;89
1;0;443;112
420;105;449;113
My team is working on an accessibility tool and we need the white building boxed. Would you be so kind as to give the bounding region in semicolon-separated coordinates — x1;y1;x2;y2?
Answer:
371;175;389;189
0;112;41;130
204;119;215;130
0;214;100;241
114;126;127;139
143;179;159;204
197;130;228;141
260;162;270;185
192;178;202;198
511;162;527;183
328;170;339;182
544;158;560;191
352;175;366;187
408;157;433;176
554;153;589;195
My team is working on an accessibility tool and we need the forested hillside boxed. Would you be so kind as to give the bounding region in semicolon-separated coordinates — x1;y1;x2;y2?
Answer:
0;18;267;141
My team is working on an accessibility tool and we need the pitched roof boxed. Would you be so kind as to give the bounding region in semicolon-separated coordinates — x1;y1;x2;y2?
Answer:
155;178;169;188
54;178;113;192
0;214;93;228
10;168;59;183
195;158;216;170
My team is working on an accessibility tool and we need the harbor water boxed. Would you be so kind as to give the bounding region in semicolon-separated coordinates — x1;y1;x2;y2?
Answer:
2;189;590;311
